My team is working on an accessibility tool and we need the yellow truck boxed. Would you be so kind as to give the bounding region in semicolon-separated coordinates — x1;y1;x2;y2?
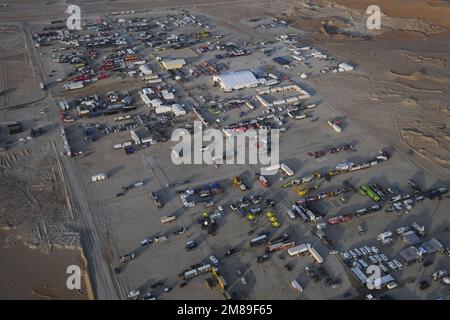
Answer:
232;176;247;191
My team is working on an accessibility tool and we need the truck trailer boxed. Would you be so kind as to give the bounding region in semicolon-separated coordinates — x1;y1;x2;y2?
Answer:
161;215;177;224
280;163;294;176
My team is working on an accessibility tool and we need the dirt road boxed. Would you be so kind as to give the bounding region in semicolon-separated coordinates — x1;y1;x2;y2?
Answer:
57;154;119;300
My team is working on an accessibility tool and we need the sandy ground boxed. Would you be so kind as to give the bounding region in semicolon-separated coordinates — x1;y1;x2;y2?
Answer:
333;0;450;30
0;231;92;300
0;24;43;109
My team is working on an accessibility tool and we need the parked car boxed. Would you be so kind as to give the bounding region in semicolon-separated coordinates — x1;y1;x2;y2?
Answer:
368;255;378;264
358;259;368;268
349;250;358;260
266;198;275;208
257;254;270;263
140;238;153;246
388;261;398;271
209;255;219;266
185;240;198;251
392;259;403;270
141;293;156;300
379;263;389;273
128;289;140;299
225;248;239;257
380;253;389;262
374;254;383;263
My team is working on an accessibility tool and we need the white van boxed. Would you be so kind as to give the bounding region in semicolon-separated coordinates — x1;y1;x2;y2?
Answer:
387;282;398;290
91;173;107;182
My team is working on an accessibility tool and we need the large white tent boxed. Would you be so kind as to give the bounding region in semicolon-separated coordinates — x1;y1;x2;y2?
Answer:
213;71;258;92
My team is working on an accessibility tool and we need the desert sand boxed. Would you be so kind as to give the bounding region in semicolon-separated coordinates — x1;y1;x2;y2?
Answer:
0;232;93;300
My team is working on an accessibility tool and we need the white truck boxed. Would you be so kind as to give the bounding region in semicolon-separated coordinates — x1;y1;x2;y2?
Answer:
291;280;303;292
280;163;294;177
288;244;309;256
377;231;393;242
91;173;107;182
327;120;342;133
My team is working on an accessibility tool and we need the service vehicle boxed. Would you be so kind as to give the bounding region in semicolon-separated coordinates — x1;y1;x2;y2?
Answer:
161;215;177;224
257;254;270;263
185;240;198;251
209;255;219;266
140;238;153;246
119;253;136;263
150;192;162;208
128;290;140;299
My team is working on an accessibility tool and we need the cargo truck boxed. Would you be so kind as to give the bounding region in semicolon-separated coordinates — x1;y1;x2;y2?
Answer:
258;175;270;188
291;280;303;292
280;163;294;176
328;120;342;133
150;192;162;208
360;185;381;202
265;241;295;253
288;244;309;256
250;234;268;247
91;172;107;182
232;176;247;191
377;231;393;242
119;253;136;263
161;215;177;224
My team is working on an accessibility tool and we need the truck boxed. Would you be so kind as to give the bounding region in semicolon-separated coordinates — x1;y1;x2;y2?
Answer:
286;209;296;219
225;248;239;257
257;254;270;263
91;172;107;182
150;192;162;208
268;233;291;245
280;163;294;176
185;240;198;251
258;175;270;188
377;231;393;242
119;253;136;263
411;222;425;237
309;247;323;264
232;176;247;191
328;119;342;133
265;241;295;253
360;185;381;202
250;234;268;247
291;280;303;292
288;244;309;256
245;101;255;111
161;215;177;224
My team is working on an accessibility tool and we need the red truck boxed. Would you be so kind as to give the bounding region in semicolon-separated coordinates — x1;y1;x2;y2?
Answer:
259;175;269;188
